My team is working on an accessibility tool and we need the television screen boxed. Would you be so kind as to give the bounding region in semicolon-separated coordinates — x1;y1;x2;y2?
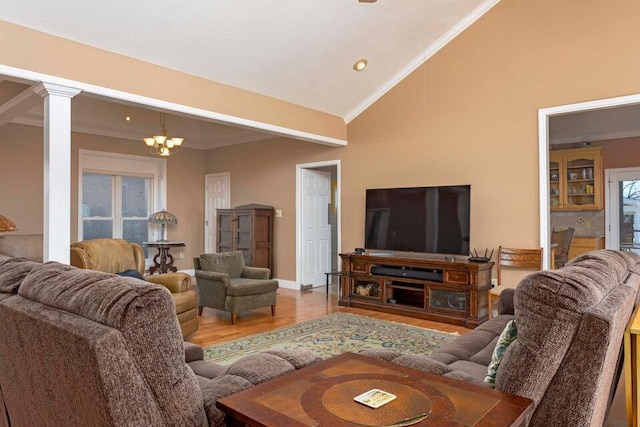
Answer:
365;185;470;256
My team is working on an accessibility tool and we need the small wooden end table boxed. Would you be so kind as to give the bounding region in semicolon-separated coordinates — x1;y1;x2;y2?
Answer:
143;241;185;274
625;304;640;427
217;352;533;426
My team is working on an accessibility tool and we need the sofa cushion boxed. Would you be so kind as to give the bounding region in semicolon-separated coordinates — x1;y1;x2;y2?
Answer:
200;252;245;278
484;319;517;387
0;257;40;294
227;278;278;296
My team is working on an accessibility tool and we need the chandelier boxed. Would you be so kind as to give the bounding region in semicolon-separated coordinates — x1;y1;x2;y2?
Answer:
143;113;184;157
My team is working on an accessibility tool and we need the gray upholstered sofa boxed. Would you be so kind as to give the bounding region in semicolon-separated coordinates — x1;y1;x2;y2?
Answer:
361;249;640;426
0;256;320;427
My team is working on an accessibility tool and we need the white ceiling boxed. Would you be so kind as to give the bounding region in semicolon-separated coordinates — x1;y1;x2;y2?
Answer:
0;0;494;120
1;1;639;149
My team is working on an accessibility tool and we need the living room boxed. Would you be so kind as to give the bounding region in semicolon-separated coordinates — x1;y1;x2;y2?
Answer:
0;0;639;425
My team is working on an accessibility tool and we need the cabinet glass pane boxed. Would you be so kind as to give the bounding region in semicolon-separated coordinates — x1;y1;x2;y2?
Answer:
566;157;596;207
353;280;381;298
550;160;560;207
430;289;467;311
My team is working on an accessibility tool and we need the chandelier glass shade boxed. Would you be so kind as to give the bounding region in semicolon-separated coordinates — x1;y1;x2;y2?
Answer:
143;113;184;157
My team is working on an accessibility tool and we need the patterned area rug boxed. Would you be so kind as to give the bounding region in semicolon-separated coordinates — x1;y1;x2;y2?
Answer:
203;312;458;365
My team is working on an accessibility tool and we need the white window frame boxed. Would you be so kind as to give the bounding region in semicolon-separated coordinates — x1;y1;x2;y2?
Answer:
78;150;167;243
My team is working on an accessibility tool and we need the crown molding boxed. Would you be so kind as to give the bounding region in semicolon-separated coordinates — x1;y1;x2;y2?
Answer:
343;0;501;123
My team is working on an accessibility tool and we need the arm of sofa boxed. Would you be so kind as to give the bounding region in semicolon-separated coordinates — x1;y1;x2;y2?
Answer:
144;272;191;293
242;266;271;280
499;288;515;315
195;271;230;286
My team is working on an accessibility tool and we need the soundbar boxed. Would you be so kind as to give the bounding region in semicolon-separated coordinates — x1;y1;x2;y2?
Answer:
371;266;443;282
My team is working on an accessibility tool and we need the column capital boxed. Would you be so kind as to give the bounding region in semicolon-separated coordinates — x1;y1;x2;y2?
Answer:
32;82;82;99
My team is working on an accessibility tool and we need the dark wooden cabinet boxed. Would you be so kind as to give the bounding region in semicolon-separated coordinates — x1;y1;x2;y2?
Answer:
216;204;274;271
339;253;493;328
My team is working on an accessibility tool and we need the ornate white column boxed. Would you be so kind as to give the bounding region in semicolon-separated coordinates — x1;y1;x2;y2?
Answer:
33;82;81;263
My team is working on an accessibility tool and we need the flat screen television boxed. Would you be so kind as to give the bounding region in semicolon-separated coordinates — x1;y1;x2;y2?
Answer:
365;185;470;256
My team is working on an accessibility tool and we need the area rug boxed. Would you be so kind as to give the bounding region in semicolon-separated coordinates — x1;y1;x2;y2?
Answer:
203;312;458;365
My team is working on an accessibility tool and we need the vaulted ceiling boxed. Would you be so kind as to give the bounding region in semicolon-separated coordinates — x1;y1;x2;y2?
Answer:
0;0;638;149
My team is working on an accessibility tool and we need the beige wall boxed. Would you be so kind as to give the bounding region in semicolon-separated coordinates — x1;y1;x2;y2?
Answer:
0;123;205;270
601;137;640;169
206;0;640;281
0;20;346;142
2;0;639;282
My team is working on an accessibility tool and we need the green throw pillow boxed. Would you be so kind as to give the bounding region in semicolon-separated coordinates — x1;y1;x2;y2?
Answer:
484;319;517;387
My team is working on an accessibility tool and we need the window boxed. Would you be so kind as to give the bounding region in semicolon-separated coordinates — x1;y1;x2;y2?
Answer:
82;173;152;252
78;150;167;260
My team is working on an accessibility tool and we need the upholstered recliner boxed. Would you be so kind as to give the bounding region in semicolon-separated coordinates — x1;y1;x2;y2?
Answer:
70;238;198;337
0;256;320;426
194;251;278;324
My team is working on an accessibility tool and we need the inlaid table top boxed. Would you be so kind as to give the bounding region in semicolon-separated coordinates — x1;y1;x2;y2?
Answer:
216;352;533;427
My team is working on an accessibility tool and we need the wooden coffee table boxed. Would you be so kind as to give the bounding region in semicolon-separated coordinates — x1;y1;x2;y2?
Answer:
217;352;533;426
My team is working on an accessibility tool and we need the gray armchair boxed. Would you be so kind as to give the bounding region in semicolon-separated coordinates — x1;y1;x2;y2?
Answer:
193;251;278;324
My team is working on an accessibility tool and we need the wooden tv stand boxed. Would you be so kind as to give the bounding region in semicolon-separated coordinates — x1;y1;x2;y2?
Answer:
338;253;493;328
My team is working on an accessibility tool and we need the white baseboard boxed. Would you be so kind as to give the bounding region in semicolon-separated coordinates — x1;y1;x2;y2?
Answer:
277;279;299;290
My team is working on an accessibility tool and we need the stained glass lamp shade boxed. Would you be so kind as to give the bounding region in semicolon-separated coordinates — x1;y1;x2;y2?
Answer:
0;215;17;232
148;210;177;241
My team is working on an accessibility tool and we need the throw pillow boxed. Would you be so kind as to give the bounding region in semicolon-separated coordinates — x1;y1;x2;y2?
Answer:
116;269;144;280
484;319;517;387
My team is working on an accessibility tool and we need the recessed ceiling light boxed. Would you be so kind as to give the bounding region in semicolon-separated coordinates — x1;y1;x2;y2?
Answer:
353;59;368;71
125;116;131;122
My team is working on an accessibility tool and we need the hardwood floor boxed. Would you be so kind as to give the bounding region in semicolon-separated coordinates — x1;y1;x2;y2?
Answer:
186;284;470;347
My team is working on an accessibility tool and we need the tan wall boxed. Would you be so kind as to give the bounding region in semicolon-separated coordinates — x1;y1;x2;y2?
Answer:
601;137;640;169
0;20;346;142
0;124;43;233
0;123;205;270
206;0;640;282
205;137;341;278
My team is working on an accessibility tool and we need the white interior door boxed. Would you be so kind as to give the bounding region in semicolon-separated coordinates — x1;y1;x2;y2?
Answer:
606;167;640;252
301;169;331;287
204;173;230;253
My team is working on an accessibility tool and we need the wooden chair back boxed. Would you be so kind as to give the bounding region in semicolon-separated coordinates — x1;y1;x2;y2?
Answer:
551;227;575;268
497;246;544;286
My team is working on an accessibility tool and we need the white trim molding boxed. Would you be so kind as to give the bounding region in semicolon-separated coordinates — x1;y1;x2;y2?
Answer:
276;279;299;290
0;63;348;147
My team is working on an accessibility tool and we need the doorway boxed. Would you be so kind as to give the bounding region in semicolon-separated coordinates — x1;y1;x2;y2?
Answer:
204;172;230;253
296;160;341;290
538;94;640;268
605;168;640;253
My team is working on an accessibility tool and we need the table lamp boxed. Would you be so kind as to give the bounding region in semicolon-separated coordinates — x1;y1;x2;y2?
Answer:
0;215;17;232
148;210;177;242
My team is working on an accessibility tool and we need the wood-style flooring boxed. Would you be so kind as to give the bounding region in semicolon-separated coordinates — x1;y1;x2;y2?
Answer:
186;284;470;347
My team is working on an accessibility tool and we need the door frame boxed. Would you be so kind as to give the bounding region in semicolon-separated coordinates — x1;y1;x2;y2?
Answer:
296;160;341;290
204;172;231;253
538;93;640;268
